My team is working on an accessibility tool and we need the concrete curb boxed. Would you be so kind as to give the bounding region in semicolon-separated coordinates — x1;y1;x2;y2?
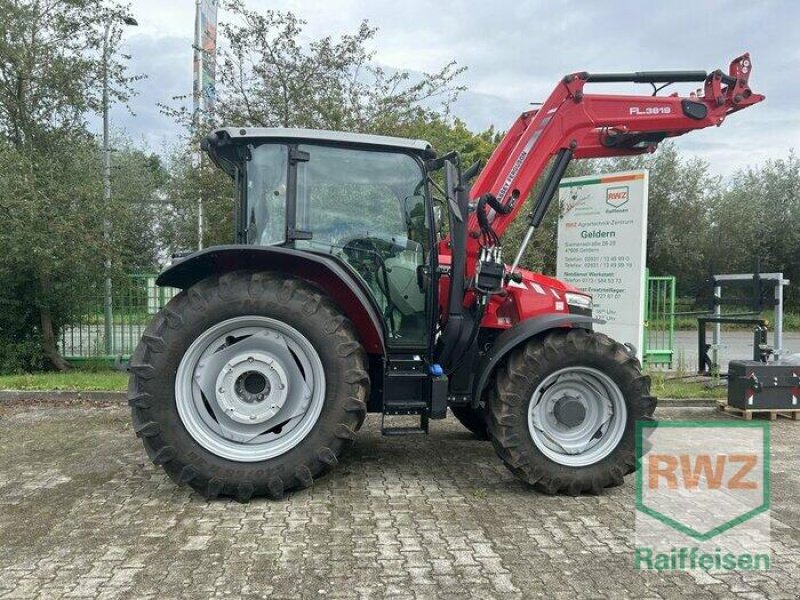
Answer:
0;390;126;404
0;390;717;408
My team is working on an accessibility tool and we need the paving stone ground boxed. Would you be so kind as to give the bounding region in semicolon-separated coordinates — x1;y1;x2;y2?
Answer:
0;403;798;599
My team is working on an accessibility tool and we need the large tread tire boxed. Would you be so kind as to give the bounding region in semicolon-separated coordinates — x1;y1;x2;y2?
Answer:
486;328;655;496
127;270;369;501
451;406;489;440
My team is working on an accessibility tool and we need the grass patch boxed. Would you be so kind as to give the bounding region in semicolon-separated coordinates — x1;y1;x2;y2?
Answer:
0;369;127;391
0;367;728;400
648;372;727;399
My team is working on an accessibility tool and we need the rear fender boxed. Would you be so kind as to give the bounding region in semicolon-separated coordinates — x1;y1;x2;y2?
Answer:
472;314;602;406
157;245;386;354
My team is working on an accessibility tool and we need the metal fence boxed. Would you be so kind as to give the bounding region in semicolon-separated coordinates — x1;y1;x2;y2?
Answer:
62;271;678;366
60;274;179;362
643;274;676;368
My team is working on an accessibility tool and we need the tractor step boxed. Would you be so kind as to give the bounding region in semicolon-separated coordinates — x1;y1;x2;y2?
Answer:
381;425;428;436
381;413;429;436
381;355;433;435
382;399;428;415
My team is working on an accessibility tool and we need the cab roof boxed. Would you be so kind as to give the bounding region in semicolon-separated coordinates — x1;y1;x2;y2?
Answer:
207;127;434;156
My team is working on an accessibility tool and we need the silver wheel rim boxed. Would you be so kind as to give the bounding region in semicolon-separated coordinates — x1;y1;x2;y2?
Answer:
527;366;627;467
175;316;325;462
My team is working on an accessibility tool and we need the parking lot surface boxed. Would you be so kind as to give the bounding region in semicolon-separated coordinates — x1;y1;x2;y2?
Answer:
0;402;798;599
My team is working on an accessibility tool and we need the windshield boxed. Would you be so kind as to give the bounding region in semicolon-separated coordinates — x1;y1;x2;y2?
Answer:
295;144;427;250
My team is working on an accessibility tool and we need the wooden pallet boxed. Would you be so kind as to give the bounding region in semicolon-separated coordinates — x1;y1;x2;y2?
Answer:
716;401;800;421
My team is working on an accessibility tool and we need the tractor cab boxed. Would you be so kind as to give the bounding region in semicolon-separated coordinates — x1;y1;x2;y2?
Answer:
203;128;439;351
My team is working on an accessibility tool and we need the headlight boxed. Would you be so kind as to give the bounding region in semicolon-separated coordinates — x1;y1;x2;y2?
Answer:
565;292;593;313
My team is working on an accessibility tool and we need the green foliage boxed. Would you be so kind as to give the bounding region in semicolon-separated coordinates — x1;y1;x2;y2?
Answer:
0;136;165;371
110;141;171;269
213;1;465;132
0;0;158;371
0;0;139;145
648;373;727;400
163;2;476;247
397;115;500;168
0;368;127;391
708;152;800;307
160;144;235;249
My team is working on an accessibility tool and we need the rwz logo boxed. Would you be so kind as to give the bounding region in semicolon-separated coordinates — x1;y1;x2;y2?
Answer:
648;453;758;491
606;185;629;209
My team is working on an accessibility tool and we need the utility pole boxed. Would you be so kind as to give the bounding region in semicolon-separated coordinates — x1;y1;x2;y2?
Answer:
102;14;138;357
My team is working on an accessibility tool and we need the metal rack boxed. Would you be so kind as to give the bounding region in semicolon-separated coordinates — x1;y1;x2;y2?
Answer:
697;271;789;374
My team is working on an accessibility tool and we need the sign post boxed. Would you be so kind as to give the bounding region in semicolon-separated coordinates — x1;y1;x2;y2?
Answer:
556;170;649;360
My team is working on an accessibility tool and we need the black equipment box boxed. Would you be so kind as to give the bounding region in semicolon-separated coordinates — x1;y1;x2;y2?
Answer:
727;360;800;410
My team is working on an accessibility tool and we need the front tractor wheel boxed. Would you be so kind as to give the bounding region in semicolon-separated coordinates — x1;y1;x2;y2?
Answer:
128;271;369;501
486;328;655;495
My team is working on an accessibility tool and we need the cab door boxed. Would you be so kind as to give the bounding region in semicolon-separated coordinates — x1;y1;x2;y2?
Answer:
290;143;435;351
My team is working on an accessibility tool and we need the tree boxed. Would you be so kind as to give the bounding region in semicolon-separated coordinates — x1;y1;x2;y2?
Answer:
0;0;137;145
0;0;140;370
710;152;800;307
161;144;234;251
397;115;500;169
109;140;171;269
163;2;471;247
212;1;464;132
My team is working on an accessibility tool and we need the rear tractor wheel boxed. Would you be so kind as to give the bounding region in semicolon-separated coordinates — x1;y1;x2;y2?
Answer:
127;271;369;501
486;328;655;495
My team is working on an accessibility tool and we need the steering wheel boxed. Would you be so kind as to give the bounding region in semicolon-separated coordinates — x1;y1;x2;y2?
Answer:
340;236;379;271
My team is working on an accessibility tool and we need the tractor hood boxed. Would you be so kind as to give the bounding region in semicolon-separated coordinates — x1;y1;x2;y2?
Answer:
515;267;585;296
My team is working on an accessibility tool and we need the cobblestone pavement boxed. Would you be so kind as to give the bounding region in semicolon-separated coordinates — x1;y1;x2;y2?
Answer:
0;403;798;599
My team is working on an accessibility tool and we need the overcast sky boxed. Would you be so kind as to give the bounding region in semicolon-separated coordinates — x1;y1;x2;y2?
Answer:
110;0;798;176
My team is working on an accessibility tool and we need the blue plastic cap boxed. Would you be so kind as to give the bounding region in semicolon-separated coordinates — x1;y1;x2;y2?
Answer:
430;363;444;377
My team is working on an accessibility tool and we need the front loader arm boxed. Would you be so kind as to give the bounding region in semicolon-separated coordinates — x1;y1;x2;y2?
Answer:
467;53;764;254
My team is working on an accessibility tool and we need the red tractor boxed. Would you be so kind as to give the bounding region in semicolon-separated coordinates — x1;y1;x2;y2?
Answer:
130;54;763;500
